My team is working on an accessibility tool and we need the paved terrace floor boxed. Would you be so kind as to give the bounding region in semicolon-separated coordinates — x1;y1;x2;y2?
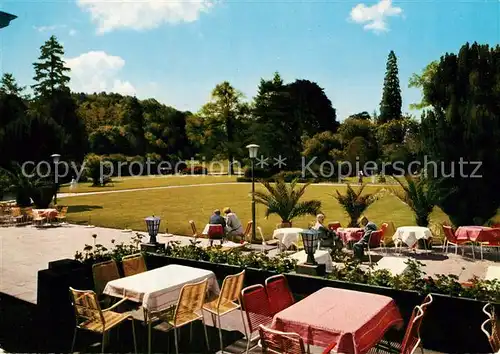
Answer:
1;224;498;304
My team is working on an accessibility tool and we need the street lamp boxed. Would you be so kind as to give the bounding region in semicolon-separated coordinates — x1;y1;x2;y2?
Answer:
145;215;161;244
0;11;16;29
297;229;326;276
246;144;259;242
51;154;61;205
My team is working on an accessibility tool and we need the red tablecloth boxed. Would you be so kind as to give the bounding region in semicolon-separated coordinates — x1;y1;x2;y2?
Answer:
337;228;364;243
271;287;403;354
455;226;500;243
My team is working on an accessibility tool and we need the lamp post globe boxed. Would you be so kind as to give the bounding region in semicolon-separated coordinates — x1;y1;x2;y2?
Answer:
145;215;161;244
246;144;260;242
300;229;319;265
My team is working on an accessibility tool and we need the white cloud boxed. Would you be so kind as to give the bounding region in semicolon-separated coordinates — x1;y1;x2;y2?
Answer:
349;0;402;33
69;29;78;36
65;51;136;96
34;24;66;32
77;0;216;34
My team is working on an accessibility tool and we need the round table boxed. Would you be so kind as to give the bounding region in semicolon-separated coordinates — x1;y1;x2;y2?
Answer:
392;226;432;248
273;227;306;249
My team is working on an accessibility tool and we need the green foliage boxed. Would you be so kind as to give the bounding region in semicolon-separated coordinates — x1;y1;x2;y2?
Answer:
408;60;439;110
334;184;378;227
391;175;436;227
74;233;144;265
379;50;402;124
254;178;321;223
84;154;112;186
301;131;342;163
420;42;500;226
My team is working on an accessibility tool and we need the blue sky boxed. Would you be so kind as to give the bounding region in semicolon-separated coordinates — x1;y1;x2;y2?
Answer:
1;0;499;120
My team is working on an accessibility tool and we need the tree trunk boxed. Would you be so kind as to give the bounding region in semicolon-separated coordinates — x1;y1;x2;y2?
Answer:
279;221;292;228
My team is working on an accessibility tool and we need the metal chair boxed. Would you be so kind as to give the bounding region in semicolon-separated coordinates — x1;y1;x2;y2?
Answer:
442;225;472;257
149;279;210;354
481;303;500;353
122;253;147;277
241;284;274;353
258;325;306;354
203;270;247;353
69;287;137;354
265;274;294;315
367;230;386;263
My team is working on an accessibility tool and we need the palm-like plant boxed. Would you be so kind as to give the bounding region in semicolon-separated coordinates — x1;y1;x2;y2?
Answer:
334;184;378;227
392;175;436;227
254;178;321;225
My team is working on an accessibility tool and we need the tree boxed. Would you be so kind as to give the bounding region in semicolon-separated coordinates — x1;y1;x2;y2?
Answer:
408;61;438;110
420;42;500;226
254;178;321;225
379;50;402;124
122;96;146;156
334;184;378;227
392;175;437;227
348;111;371;121
287;79;338;136
187;81;248;173
1;73;27;98
32;35;70;97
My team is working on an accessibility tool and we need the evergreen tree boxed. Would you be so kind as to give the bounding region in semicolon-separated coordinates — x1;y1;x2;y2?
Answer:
420;42;500;226
32;35;70;97
1;73;27;97
379;50;402;123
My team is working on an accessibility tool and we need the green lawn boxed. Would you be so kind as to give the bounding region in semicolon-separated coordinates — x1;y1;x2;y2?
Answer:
63;183;450;241
59;175;238;194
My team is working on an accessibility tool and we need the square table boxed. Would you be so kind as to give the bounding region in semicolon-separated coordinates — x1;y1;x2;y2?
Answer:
270;287;403;354
103;264;220;315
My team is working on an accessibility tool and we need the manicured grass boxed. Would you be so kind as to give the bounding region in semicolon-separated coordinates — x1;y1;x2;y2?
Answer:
59;175;238;194
63;183;449;241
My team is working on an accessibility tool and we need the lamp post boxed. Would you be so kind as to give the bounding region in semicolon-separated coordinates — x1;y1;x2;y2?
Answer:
246;144;259;242
51;154;61;205
0;11;16;29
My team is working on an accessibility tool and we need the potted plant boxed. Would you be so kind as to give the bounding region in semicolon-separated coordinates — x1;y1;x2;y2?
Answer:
254;178;321;227
334;184;378;227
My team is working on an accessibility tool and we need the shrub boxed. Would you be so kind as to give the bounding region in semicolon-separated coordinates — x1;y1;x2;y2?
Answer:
243;167;274;179
84;154;112;186
182;166;207;175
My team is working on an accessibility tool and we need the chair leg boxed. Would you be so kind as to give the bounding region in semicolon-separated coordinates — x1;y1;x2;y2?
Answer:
174;327;179;354
217;315;224;353
189;322;193;342
148;320;152;354
239;307;249;341
101;332;106;353
202;313;210;351
71;328;77;353
131;319;137;354
246;334;252;354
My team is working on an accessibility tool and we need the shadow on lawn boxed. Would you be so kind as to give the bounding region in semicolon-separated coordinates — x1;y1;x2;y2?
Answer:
68;205;103;213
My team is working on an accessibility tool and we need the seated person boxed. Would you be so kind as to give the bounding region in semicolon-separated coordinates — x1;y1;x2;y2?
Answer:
208;209;226;245
312;214;342;251
353;216;377;259
223;207;244;239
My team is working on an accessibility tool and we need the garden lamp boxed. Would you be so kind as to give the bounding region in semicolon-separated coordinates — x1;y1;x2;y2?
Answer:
246;144;259;242
300;229;319;265
145;215;161;244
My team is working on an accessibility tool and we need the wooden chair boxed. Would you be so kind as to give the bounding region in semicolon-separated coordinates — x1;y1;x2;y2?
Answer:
149;279;210;354
189;220;199;238
203;270;247;352
122;253;147;277
69;287;137;354
242;221;252;242
241;284;274;353
259;325;306;354
265;274;294;315
56;206;68;223
10;207;23;225
481;303;500;353
92;260;121;305
32;209;46;227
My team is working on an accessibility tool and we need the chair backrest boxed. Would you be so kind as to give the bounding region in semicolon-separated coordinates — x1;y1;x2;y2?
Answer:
327;221;341;231
420;294;433;312
258;324;306;354
173;278;208;327
69;287;104;326
59;206;68;216
122;253;147;277
481;303;500;353
241;284;274;333
265;274;294;315
11;207;21;217
400;306;426;354
442;225;457;242
189;220;198;236
208;224;224;238
243;221;252;238
217;270;246;309
380;222;389;236
368;230;384;247
92;260;121;295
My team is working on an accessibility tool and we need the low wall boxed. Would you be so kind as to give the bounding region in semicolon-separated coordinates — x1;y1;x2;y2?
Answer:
36;253;495;353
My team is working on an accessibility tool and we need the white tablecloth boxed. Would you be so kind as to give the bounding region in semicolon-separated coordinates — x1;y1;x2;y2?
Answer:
273;228;306;249
288;250;333;273
392;226;432;248
103;264;220;312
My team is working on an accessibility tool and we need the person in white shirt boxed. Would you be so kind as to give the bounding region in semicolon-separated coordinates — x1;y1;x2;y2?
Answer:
223;207;243;239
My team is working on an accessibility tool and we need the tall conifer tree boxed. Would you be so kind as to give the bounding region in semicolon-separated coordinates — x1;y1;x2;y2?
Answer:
379;50;402;124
